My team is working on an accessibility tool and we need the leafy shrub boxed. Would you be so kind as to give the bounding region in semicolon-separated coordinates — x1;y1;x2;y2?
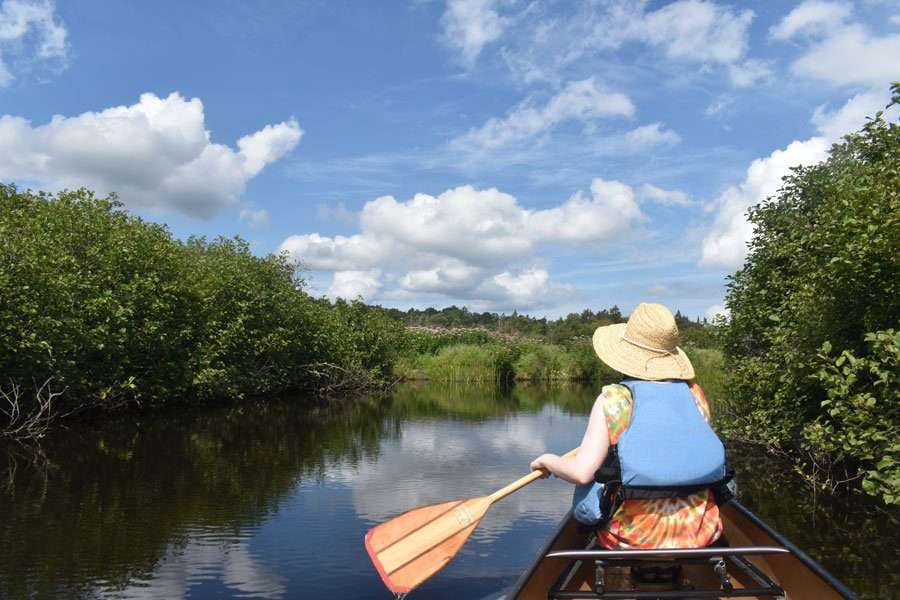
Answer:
402;328;495;355
0;185;404;426
804;331;900;504
720;85;900;500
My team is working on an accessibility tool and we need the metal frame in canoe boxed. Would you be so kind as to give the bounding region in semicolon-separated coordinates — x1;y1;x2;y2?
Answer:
507;500;858;600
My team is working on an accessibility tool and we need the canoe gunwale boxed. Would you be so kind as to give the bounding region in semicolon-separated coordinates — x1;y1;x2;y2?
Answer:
506;508;576;598
728;501;859;600
545;546;789;560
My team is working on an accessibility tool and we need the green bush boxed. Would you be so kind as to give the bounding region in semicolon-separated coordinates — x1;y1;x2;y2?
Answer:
689;348;727;419
720;84;900;501
0;185;404;424
805;330;900;503
402;328;495;355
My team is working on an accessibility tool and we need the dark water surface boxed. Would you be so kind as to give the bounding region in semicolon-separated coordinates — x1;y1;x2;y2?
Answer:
1;383;898;599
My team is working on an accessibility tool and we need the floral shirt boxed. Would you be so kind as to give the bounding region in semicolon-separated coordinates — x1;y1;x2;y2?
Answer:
595;383;723;549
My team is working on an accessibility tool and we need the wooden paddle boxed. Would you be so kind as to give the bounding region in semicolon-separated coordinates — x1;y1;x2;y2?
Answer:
364;448;578;595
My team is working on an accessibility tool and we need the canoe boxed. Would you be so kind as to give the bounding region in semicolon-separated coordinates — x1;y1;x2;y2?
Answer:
507;500;858;600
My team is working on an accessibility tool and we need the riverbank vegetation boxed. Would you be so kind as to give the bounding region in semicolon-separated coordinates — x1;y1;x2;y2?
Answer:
719;85;899;504
0;185;405;436
0;186;722;438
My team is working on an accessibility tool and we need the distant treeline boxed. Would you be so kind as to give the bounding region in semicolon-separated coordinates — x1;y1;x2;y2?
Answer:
381;305;717;347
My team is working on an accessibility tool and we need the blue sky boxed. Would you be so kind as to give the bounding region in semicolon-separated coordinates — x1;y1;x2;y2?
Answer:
1;0;898;318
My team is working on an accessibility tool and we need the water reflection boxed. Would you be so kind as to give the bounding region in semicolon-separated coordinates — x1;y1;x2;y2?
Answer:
0;382;897;599
98;534;286;599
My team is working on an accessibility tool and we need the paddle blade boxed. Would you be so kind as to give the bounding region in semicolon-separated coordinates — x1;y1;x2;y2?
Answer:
365;497;491;594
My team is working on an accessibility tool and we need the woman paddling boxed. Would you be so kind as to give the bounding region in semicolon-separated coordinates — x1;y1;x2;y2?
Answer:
530;302;730;549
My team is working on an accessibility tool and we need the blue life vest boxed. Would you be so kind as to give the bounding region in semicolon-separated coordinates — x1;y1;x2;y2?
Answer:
616;379;726;489
572;380;732;526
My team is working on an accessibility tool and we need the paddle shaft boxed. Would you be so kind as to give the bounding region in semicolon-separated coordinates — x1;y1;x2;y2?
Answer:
487;448;578;503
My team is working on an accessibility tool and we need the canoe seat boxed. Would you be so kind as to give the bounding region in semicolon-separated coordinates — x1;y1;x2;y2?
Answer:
544;545;789;599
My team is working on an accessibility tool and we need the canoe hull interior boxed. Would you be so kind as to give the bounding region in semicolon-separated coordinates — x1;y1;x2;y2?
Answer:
508;500;857;600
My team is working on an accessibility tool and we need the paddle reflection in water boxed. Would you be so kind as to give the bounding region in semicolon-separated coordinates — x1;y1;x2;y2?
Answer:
0;382;897;599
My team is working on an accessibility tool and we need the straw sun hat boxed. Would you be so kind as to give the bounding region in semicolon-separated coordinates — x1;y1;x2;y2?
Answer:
592;303;695;381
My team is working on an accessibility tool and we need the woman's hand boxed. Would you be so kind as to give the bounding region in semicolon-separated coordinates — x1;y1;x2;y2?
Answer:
530;453;557;478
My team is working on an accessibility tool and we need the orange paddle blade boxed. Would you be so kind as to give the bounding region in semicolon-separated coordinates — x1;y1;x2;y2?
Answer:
364;496;491;594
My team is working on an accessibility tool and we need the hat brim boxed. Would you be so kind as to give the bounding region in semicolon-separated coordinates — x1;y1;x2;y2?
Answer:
592;323;695;381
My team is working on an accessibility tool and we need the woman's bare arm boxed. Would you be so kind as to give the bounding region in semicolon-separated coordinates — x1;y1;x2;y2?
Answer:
530;395;610;485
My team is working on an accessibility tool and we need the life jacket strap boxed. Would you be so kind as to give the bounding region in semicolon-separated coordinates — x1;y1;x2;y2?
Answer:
594;443;735;522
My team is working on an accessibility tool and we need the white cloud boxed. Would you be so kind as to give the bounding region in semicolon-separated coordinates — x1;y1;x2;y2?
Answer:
619;122;680;151
399;260;484;295
770;0;852;40
440;0;508;68
771;4;900;87
641;0;754;65
452;78;634;154
279;232;387;271
727;59;772;87
492;268;568;307
790;24;900;87
810;88;886;141
239;208;269;228
0;0;68;87
327;270;382;301
0;92;302;218
638;183;692;207
699;138;830;268
496;1;758;88
279;179;645;308
705;303;730;320
699;88;891;268
526;177;643;243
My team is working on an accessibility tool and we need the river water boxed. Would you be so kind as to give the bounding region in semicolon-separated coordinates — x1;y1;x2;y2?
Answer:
1;382;897;599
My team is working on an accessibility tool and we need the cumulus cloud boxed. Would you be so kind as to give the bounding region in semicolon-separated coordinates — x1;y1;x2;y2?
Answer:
699;89;891;268
279;232;387;271
279;179;645;309
700;138;830;268
0;92;302;217
440;0;509;68
810;88;886;141
0;0;68;87
771;2;900;87
327;270;382;301
452;78;634;154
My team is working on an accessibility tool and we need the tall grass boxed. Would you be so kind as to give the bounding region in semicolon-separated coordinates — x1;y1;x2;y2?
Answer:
688;347;731;423
397;340;617;383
